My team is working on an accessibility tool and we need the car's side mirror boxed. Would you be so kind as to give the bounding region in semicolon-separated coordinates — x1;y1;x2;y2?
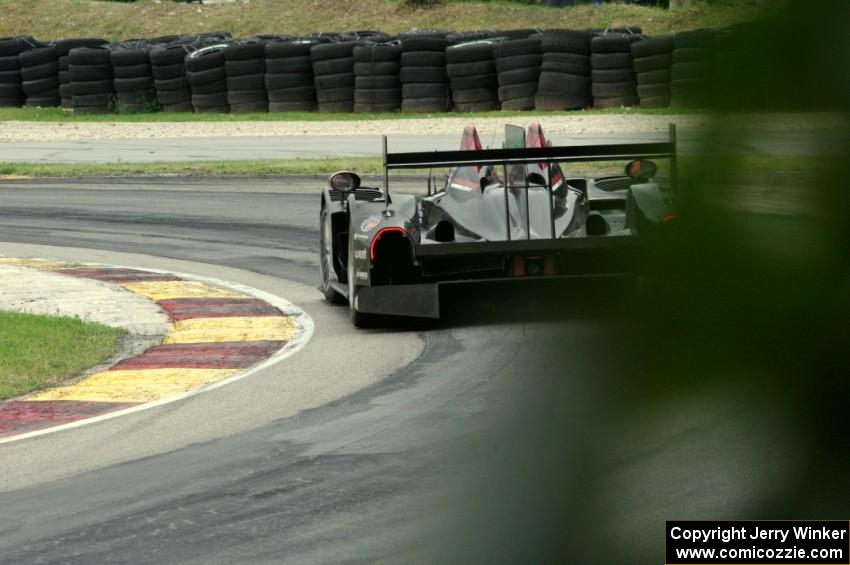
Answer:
328;171;361;194
625;159;657;180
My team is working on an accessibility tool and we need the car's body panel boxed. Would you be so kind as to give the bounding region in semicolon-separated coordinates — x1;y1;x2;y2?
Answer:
317;123;678;324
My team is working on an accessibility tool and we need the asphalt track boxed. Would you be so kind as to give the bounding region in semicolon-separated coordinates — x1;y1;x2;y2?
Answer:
0;178;798;563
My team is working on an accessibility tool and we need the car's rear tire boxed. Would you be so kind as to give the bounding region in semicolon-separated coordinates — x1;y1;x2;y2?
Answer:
320;205;346;304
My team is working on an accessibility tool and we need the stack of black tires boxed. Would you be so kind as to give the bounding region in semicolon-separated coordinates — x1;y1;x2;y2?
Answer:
446;30;499;44
150;43;195;113
186;44;230;113
713;24;755;109
589;26;642;36
631;35;673;108
494;36;542;111
353;42;402;113
311;41;356;113
225;40;267;113
446;39;501;112
111;41;155;113
56;38;108;108
265;39;320;113
399;33;451;113
535;29;593;111
0;36;35;108
20;43;61;108
69;46;115;114
671;29;715;108
346;31;391;44
0;26;728;115
590;33;639;108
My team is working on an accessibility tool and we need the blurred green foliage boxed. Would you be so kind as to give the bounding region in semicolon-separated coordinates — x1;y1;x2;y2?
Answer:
425;2;849;563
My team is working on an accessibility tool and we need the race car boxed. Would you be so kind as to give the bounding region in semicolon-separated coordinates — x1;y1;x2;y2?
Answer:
319;122;678;326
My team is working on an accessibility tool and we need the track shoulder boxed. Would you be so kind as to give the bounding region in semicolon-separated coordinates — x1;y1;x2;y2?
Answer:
0;243;423;492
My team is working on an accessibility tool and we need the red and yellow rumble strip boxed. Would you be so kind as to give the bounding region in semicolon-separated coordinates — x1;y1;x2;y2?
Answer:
0;261;297;439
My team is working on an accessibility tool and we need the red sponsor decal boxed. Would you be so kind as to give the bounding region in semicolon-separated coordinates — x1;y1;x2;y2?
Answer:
360;215;381;232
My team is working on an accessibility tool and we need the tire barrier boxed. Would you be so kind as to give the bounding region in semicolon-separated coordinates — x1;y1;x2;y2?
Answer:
591;32;643;109
150;43;195;113
349;30;392;43
186;44;229;113
311;40;357;113
3;26;731;115
69;45;115;114
588;26;643;35
499;28;542;40
111;40;155;113
713;23;753;109
670;29;715;108
0;36;41;107
493;35;543;111
535;29;593;111
632;34;673;108
445;30;500;44
446;39;501;112
353;42;402;113
397;28;452;40
400;32;451;113
20;44;60;108
55;38;109;109
225;40;268;114
265;39;321;113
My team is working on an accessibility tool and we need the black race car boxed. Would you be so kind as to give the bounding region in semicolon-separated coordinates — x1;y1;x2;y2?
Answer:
319;122;679;326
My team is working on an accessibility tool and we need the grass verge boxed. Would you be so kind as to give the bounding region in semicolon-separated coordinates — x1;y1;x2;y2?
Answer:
0;106;704;123
0;311;125;400
0;158;386;177
0;155;822;179
0;0;764;42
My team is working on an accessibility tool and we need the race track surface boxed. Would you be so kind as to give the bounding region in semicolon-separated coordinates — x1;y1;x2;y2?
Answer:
0;178;796;564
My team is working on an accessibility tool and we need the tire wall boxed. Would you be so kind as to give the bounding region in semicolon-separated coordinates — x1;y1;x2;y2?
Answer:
111;40;156;113
4;26;724;114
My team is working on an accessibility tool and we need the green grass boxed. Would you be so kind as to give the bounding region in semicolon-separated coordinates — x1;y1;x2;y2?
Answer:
0;157;386;177
0;157;632;177
0;106;703;123
0;0;763;42
0;154;823;179
0;311;125;400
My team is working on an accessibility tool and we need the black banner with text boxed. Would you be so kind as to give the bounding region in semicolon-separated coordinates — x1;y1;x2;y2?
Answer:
666;521;850;564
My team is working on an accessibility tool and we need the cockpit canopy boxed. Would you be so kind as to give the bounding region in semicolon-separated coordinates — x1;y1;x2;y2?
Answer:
446;122;565;197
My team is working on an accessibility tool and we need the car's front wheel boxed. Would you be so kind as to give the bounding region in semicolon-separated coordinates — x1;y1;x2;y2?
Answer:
319;205;346;304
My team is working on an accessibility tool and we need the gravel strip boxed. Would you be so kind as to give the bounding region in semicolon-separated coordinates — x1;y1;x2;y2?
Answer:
0;265;170;335
0;115;708;143
0;113;841;144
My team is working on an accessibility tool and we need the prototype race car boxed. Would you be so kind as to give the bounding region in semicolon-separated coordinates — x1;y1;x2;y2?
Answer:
319;122;678;326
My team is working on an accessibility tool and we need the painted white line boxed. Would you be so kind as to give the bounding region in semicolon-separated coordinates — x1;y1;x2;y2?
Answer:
0;257;314;445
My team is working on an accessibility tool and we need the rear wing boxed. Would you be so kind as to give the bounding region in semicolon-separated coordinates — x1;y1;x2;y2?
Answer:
381;124;678;201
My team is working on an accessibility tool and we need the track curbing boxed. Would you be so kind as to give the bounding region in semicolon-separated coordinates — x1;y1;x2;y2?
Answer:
0;257;314;444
